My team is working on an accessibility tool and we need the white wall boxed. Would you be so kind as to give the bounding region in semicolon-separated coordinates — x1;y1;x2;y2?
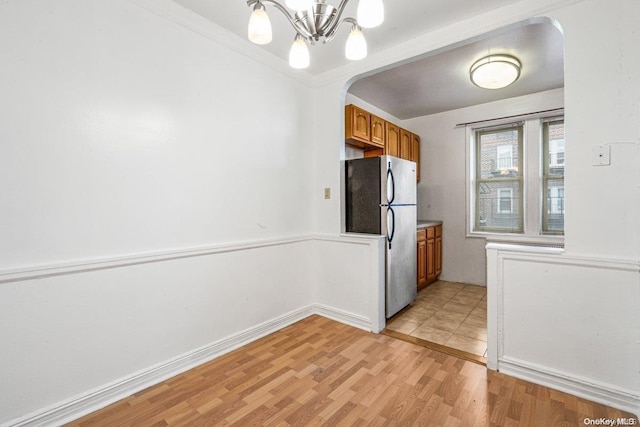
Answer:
403;88;565;285
0;0;313;266
486;244;640;414
2;0;639;423
484;0;640;414
0;0;320;424
309;0;640;416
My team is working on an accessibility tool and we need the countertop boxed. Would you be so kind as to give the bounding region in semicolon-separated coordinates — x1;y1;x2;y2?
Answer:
417;220;443;229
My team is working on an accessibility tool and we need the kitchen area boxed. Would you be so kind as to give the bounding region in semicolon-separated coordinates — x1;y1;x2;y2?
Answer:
343;102;487;362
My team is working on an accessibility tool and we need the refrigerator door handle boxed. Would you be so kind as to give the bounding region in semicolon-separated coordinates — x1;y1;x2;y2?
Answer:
386;164;395;205
386;206;395;249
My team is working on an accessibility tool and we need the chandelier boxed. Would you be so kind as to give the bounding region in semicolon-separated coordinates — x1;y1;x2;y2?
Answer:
246;0;384;69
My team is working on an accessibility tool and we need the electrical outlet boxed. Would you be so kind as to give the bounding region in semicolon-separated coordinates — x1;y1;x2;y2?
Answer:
324;188;331;199
592;145;610;166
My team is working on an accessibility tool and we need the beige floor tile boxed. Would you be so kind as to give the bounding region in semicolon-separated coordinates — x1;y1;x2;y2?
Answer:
453;323;487;341
432;309;468;323
449;294;483;306
387;281;488;356
445;334;487;356
436;281;465;290
386;318;421;335
410;305;437;318
470;307;486;318
421;298;452;308
461;315;486;328
422;292;456;302
420;316;462;333
411;326;453;345
395;309;433;323
441;301;475;316
457;287;487;298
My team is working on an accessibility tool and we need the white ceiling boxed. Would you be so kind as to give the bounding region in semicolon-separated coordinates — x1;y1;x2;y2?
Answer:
171;0;565;118
348;22;565;119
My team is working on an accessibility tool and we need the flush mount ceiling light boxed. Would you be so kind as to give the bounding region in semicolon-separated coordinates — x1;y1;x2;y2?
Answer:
246;0;384;69
470;54;521;89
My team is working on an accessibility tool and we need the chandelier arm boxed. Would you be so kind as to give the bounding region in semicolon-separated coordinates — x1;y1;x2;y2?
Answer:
323;0;351;40
246;0;314;39
324;16;356;44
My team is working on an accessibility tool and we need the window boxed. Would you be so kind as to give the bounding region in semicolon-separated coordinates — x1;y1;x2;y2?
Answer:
543;119;565;234
469;114;565;239
496;145;513;169
474;125;523;233
497;188;513;213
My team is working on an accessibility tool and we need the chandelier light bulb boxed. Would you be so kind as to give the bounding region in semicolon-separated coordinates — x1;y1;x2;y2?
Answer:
357;0;384;28
247;4;272;45
245;0;385;69
289;34;310;69
345;25;367;60
285;0;313;11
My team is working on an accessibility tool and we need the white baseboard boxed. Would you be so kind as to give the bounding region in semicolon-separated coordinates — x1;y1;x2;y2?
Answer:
4;305;316;427
312;303;373;332
499;357;640;417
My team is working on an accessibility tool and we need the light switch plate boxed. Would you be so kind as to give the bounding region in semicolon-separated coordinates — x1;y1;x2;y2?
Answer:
324;187;331;199
592;145;610;166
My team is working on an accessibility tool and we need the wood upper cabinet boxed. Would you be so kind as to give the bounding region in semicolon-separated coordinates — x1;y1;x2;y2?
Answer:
345;104;387;150
345;104;371;146
400;129;411;160
344;105;421;182
370;114;386;147
385;122;400;157
411;133;420;182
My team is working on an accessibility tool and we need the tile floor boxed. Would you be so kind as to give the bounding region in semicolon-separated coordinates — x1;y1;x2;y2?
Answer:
385;280;487;357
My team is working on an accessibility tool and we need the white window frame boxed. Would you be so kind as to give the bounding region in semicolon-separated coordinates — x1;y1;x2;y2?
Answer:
465;112;565;245
542;118;565;235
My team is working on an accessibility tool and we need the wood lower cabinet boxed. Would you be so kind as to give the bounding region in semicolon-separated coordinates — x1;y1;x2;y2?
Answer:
417;230;427;287
417;224;442;291
435;225;442;276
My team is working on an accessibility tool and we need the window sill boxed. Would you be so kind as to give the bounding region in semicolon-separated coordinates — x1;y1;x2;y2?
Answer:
466;231;564;248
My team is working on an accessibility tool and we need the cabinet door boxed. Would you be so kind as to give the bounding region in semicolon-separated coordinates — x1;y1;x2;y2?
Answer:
400;129;411;160
426;237;436;282
411;133;420;182
345;104;370;142
435;225;442;276
417;230;427;289
385;123;400;157
370;115;385;147
417;240;427;287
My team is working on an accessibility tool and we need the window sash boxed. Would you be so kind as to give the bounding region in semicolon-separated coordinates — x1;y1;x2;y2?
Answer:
542;119;565;235
474;125;524;233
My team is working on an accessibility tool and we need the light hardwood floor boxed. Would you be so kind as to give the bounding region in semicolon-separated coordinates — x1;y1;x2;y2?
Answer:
68;315;636;426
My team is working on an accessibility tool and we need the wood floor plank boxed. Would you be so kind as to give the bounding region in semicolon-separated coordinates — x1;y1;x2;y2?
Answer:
67;315;637;427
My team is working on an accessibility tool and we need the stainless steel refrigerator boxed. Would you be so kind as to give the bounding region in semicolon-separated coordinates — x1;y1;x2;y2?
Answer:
345;155;417;318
